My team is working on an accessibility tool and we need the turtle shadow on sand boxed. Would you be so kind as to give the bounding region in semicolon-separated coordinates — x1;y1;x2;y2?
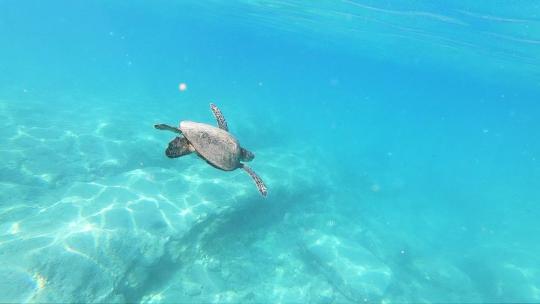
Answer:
113;189;296;303
155;103;267;197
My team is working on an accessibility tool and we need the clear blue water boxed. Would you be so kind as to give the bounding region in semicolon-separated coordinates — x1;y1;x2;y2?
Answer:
1;1;539;303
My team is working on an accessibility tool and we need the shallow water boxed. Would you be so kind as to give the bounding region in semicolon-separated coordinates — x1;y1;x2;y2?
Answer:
1;1;539;303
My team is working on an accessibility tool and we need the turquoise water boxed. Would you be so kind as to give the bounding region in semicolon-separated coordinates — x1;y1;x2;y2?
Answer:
1;1;540;303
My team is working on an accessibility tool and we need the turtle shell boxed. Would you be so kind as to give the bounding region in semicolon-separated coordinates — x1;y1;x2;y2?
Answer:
180;121;241;171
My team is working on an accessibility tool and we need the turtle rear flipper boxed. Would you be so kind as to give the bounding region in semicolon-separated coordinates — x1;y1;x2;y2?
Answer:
210;103;229;131
166;136;193;158
241;164;267;197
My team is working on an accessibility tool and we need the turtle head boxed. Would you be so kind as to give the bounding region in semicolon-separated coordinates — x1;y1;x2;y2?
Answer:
240;148;255;162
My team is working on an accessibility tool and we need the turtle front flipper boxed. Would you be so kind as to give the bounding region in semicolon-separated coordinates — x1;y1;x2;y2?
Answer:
155;123;182;134
166;136;193;158
210;103;229;131
241;164;267;197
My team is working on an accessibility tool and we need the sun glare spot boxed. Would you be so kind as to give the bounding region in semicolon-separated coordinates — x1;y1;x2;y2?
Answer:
179;82;187;91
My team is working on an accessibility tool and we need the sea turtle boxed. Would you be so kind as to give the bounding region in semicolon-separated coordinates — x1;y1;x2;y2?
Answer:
154;103;267;197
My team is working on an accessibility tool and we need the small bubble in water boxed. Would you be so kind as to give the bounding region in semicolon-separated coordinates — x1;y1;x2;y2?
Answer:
179;83;187;91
